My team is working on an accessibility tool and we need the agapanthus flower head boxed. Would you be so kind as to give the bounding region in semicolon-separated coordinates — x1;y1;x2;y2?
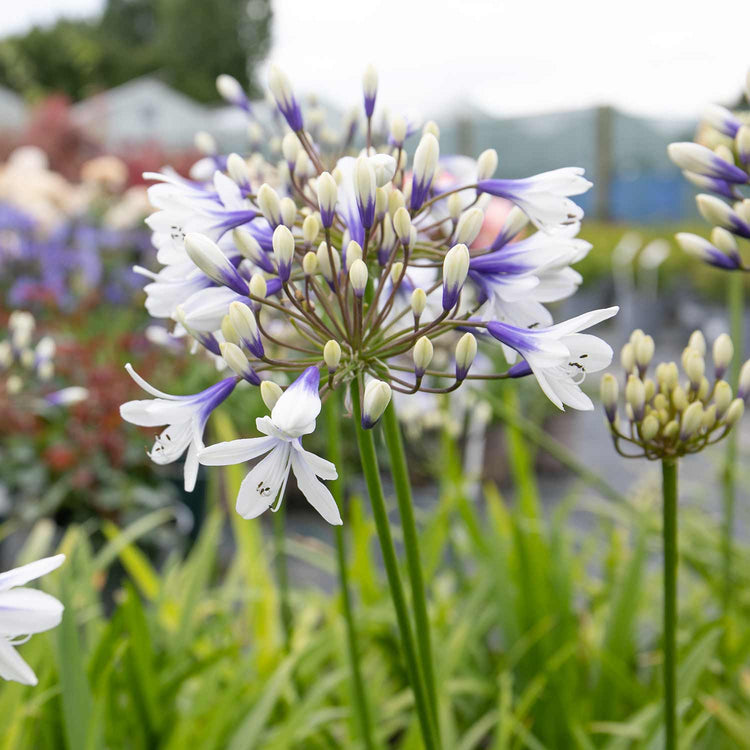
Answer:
601;329;748;460
669;70;750;272
127;65;612;522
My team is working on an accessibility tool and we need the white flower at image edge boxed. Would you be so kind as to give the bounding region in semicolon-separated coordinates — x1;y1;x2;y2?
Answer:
198;366;342;525
0;554;65;686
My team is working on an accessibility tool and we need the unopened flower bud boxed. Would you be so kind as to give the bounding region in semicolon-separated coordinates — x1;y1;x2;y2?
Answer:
413;336;434;377
282;132;300;167
684;350;705;388
272;225;295;281
388;189;406;216
280;197;297;228
185;233;247;295
361;379;392;429
221;342;260;385
227;153;251;189
316;242;341;281
714;380;732;416
323;340;342;372
302;214;319;247
447;193;463;221
620;342;636;373
317;172;338;227
644;378;655;402
455;332;477;380
663;420;679;440
390;262;404;283
216;74;248;109
268;65;303;131
455;208;484;246
476;148;498;180
671;385;688;413
635;335;655;372
680;401;703;439
711;226;738;255
362;64;378;117
346;241;363;268
641;414;659;441
229;301;264;358
355;156;377;229
422;121;440;139
260;380;283;410
390;115;407;146
249;273;267;300
349;259;368;297
411;133;439;210
302;251;318;276
442;243;470;310
258;183;282;228
625;374;646;419
411;288;427;318
194;130;216;155
702;404;717;430
221;315;241;346
688;330;706;356
233;228;269;271
712;333;733;380
600;373;619;422
725;398;745;427
739;360;750;401
393;206;411;244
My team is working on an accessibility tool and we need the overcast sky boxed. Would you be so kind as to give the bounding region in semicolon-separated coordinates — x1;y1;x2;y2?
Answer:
2;0;748;119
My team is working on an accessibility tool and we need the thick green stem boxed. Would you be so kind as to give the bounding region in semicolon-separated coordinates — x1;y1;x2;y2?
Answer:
351;382;439;750
722;273;744;616
273;503;292;648
662;458;678;750
381;403;440;734
325;395;377;750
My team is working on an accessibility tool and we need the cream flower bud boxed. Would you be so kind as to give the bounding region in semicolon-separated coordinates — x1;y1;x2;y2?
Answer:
713;380;732;416
229;301;263;357
194;130;216;155
447;193;463;221
221;315;241;346
620;342;636;373
375;187;388;218
411;133;439;209
282;132;300;166
702;404;717;430
600;373;619;422
390;115;407;145
671;385;688;413
680;401;703;439
663;420;679;440
257;183;282;227
737;124;750;165
316;242;341;281
280;197;297;228
684;350;705;387
712;333;733;379
349;259;369;297
413;336;434;377
317;172;338;227
227;153;251;188
711;226;738;254
392;206;411;243
324;340;342;372
216;74;245;104
390;262;404;283
725;398;745;427
714;144;735;164
272;225;295;280
302;214;319;246
389;189;405;216
295;149;310;176
260;380;283;411
411;288;427;318
346;241;363;268
362;64;378;115
688;330;706;356
455;332;477;380
625;375;646;419
185;233;247;295
355;156;377;228
641;414;659;441
302;251;318;276
644;378;655;402
455;208;484;246
476;148;498;180
442;243;470;310
739;359;750;400
249;273;267;299
233;228;265;266
635;335;655;371
422;121;440;139
361;380;392;429
221;342;258;384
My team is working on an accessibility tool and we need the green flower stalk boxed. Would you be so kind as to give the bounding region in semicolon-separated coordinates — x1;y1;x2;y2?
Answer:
601;328;748;750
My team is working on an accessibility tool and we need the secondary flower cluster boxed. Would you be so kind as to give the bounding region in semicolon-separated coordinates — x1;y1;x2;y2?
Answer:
1;310;88;407
601;329;748;460
668;70;750;271
123;65;618;523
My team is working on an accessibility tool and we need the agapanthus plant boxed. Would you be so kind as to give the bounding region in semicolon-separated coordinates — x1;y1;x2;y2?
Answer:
123;64;617;748
601;329;748;750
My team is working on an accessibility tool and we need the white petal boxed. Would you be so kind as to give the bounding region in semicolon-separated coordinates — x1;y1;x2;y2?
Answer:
198;436;277;466
0;589;63;635
0;555;65;592
271;367;321;438
0;638;38;685
124;364;181;400
235;444;292;519
291;452;342;525
292;442;337;480
120;399;194;428
545;306;619;337
526;361;564;410
563;333;613;372
183;440;200;492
